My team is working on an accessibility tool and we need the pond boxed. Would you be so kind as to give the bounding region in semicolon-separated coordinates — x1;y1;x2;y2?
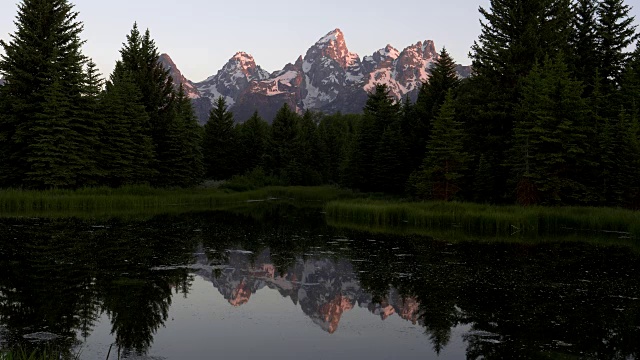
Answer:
0;203;639;359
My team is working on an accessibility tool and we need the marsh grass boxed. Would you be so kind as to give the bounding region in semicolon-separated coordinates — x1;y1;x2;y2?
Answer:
326;217;640;252
0;348;78;360
0;185;353;217
325;199;640;240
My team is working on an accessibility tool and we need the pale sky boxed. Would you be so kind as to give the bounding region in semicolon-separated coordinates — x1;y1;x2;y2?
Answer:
1;0;638;83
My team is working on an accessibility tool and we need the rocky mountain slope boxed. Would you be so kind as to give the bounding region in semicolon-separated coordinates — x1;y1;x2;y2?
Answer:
161;29;471;124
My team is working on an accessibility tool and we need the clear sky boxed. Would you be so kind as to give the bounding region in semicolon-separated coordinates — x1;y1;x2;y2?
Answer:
0;0;638;83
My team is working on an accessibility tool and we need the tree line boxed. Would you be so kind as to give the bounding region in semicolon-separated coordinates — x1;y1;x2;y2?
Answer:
0;1;203;189
1;0;639;208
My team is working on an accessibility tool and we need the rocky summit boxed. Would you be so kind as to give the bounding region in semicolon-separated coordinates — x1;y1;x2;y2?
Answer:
160;29;471;124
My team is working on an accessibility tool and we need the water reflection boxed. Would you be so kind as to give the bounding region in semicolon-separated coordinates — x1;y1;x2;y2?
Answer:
0;207;639;359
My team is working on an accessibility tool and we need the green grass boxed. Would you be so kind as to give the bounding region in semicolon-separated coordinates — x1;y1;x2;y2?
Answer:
325;199;640;240
0;349;78;360
0;185;354;217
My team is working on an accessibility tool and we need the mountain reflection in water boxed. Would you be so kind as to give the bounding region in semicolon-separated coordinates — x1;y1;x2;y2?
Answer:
0;206;639;359
196;248;421;334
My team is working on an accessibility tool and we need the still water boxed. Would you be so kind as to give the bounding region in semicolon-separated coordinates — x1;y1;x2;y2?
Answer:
0;204;639;359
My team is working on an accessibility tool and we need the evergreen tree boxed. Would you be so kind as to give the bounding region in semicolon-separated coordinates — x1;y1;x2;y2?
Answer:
0;0;90;188
318;113;358;184
410;91;469;201
203;97;237;180
236;111;269;175
411;48;462;176
509;57;592;205
417;47;461;121
471;0;573;84
160;85;204;187
600;108;640;207
76;60;105;186
372;124;408;194
100;64;156;187
347;84;401;192
620;44;640;117
26;81;82;188
570;0;601;95
596;0;639;89
472;154;496;203
616;110;640;208
597;116;617;204
267;103;299;182
467;0;573;201
289;110;322;185
117;24;177;184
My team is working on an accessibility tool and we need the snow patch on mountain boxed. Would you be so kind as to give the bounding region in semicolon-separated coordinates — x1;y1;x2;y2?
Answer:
317;31;339;45
203;84;235;106
273;70;299;86
162;29;471;123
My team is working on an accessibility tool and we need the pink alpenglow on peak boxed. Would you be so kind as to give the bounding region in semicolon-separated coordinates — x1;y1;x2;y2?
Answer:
158;53;201;99
161;29;472;124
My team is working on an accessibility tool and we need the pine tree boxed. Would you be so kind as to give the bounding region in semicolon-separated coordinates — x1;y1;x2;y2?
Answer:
317;113;356;184
117;24;177;184
236;111;269;175
620;44;640;117
597;116;617;204
348;84;401;192
288;110;322;185
76;60;105;186
372;124;408;194
0;0;90;188
417;47;460;121
570;0;601;95
596;0;639;89
410;48;462;178
601;109;640;207
471;0;573;84
268;103;299;182
467;0;574;202
410;91;469;201
509;57;591;205
609;109;640;209
160;85;204;187
203;97;237;180
26;81;83;188
100;64;156;187
472;154;496;203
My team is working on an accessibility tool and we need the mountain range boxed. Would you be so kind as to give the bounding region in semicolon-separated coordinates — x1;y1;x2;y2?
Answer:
160;29;471;124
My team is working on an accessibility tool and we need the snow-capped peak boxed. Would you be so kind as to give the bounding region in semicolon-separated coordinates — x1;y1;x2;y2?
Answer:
379;45;400;60
316;28;344;46
184;29;471;124
228;51;257;72
306;28;360;71
232;51;255;64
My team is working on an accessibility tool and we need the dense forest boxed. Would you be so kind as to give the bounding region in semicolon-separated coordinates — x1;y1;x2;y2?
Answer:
0;0;639;208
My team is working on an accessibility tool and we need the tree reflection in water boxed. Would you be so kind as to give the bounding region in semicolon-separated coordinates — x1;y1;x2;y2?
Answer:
0;206;638;359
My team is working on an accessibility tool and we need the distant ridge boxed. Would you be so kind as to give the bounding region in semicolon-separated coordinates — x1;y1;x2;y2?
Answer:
160;29;472;124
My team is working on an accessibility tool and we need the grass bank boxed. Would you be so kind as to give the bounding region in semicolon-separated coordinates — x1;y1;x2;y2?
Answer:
0;185;353;216
325;199;640;240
